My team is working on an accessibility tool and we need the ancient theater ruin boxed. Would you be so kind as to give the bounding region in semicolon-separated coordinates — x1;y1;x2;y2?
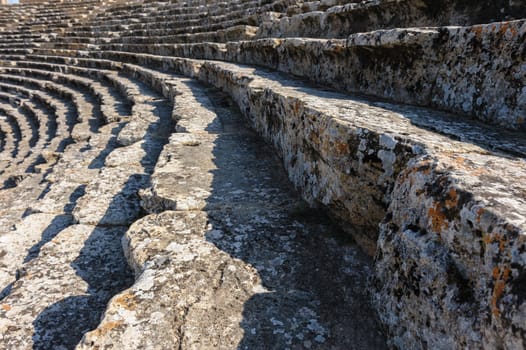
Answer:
0;0;524;349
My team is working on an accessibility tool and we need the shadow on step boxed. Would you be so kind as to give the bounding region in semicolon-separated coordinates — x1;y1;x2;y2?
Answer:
29;87;174;349
193;86;388;349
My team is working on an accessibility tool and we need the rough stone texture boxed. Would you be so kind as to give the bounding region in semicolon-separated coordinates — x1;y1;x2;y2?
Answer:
0;58;174;348
0;224;133;349
116;54;526;348
0;0;525;349
374;153;526;349
241;22;526;130
79;80;386;349
256;0;526;39
86;20;526;130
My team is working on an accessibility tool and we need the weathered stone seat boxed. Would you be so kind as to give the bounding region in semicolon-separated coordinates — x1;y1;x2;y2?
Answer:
8;60;133;121
0;102;39;184
87;0;278;27
0;93;58;176
0;94;38;151
0;69;175;350
0;107;21;164
0;81;69;144
21;50;526;348
257;0;526;39
0;72;95;132
36;18;525;131
0;0;524;348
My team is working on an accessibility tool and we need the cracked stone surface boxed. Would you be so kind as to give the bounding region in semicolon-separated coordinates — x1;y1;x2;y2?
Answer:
79;80;386;350
0;0;524;349
0;225;133;350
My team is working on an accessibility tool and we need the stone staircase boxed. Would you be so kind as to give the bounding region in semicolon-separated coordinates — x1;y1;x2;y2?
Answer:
0;0;524;349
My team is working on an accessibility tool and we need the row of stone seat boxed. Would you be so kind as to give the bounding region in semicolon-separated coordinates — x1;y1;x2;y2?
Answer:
0;55;179;349
5;39;523;348
56;24;259;46
0;65;130;122
0;45;387;349
0;59;145;190
0;0;524;348
0;0;116;38
74;57;388;350
284;0;361;15
86;0;281;27
30;0;522;132
0;79;78;184
0;98;39;184
91;51;526;350
31;18;526;132
257;0;526;38
0;92;52;176
0;94;38;149
0;0;108;15
70;7;278;38
94;0;291;20
0;103;22;163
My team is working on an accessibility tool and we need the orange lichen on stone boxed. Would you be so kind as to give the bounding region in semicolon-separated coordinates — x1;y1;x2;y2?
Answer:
444;188;458;209
428;202;448;234
114;292;137;311
292;100;301;114
327;43;345;54
310;131;321;147
1;304;11;311
491;266;512;318
334;141;349;155
476;207;485;224
90;320;124;337
472;25;484;38
496;22;517;36
449;155;487;176
483;233;508;252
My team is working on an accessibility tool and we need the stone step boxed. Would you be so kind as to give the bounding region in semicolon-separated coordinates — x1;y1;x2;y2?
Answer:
0;34;43;40
88;0;291;22
0;80;74;155
0;224;134;350
0;38;47;44
0;0;523;348
86;0;277;27
54;18;525;131
0;90;56;151
0;73;95;143
256;0;526;38
285;0;361;15
71;16;259;39
3;48;525;346
23;52;524;348
0;99;37;177
0;64;132;124
0;110;19;161
78;74;387;350
0;72;176;350
0;49;34;56
0;42;41;49
57;24;259;45
19;52;526;157
14;100;56;174
0;125;5;153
